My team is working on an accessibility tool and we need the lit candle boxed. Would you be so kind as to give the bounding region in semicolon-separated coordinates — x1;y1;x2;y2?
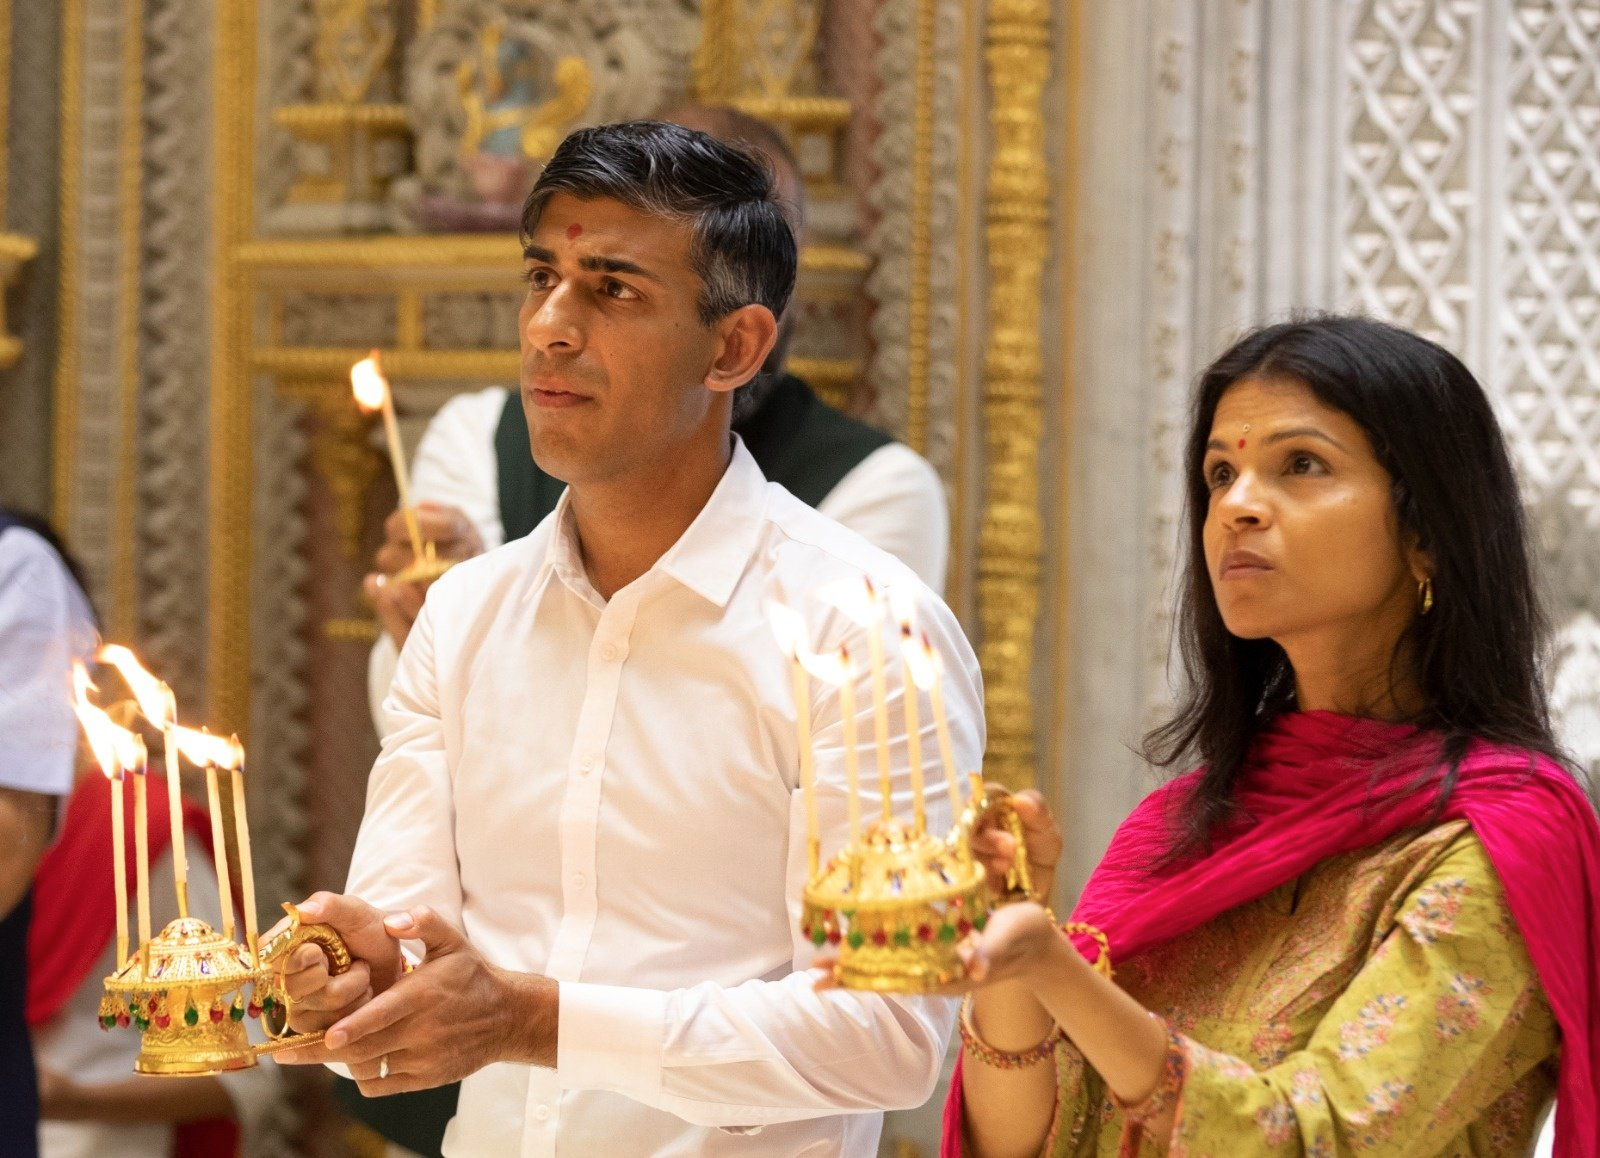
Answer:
352;351;427;566
131;740;150;969
925;638;968;825
822;578;894;823
170;726;237;940
799;644;862;844
769;605;820;876
98;647;190;918
70;664;144;970
890;590;928;833
228;737;259;964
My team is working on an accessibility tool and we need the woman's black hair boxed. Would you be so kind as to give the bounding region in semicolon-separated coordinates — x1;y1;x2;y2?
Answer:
1144;314;1571;854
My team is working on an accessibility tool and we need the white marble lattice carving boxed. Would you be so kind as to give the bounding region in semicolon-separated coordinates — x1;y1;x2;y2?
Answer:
1551;610;1600;772
1339;0;1480;347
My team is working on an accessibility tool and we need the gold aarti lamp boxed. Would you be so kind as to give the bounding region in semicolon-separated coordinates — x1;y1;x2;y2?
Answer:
75;651;354;1076
773;582;1040;993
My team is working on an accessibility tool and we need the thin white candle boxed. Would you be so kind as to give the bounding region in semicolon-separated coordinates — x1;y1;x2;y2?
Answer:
229;737;259;964
839;649;862;842
201;737;236;940
353;351;426;564
110;766;128;970
891;590;927;834
927;642;967;824
131;741;151;974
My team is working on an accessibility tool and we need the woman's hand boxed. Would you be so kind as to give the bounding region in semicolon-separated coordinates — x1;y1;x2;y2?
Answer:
958;901;1065;989
969;788;1063;907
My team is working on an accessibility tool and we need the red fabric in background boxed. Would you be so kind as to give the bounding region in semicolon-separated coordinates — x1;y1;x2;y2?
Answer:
26;772;242;1157
943;712;1600;1157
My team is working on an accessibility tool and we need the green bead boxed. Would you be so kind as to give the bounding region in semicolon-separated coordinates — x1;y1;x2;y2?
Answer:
133;1015;150;1031
973;913;988;932
100;1013;117;1029
229;1002;246;1021
261;995;276;1014
894;928;911;946
184;1005;200;1027
938;924;956;942
810;925;827;947
847;929;865;949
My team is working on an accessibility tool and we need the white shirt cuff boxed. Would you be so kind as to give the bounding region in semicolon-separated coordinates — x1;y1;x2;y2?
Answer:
555;981;666;1104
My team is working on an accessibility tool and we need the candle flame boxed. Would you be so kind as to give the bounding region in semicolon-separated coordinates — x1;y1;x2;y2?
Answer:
97;645;175;729
229;735;246;775
767;603;808;659
72;662;144;778
797;643;854;687
351;350;389;412
902;631;937;689
818;575;882;627
169;725;242;770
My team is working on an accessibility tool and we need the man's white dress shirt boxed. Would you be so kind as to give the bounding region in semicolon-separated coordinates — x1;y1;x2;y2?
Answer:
346;438;982;1156
368;387;950;734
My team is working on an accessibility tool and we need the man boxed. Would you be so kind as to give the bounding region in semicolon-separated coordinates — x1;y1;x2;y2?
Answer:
281;122;983;1156
363;105;947;736
0;512;97;1158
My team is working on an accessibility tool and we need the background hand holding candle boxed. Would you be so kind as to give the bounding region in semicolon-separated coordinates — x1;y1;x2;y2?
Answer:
352;351;452;586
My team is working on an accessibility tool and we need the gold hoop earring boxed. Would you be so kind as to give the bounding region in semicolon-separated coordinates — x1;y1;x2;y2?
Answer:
1417;577;1434;616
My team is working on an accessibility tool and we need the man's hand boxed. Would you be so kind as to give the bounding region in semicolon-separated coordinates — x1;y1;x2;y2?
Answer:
277;892;403;1035
969;788;1063;908
364;502;485;648
277;906;559;1096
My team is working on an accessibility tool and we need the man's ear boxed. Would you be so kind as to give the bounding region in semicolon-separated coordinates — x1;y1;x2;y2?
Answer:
705;304;778;396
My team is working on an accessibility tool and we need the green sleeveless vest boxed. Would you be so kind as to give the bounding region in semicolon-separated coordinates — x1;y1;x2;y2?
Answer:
336;375;892;1158
494;373;892;541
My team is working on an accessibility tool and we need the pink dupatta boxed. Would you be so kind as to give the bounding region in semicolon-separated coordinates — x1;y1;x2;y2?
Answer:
942;711;1600;1157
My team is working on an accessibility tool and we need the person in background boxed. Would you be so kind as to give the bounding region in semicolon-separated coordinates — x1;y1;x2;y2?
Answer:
29;737;283;1157
0;510;97;1158
945;316;1600;1157
362;103;948;738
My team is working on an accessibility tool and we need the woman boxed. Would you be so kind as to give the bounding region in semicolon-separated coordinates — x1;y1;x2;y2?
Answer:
947;316;1600;1157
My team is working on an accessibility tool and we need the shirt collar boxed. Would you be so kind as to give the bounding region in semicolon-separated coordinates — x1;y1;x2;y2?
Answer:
522;436;767;610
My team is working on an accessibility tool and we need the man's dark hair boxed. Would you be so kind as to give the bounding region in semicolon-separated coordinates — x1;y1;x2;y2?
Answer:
520;120;798;329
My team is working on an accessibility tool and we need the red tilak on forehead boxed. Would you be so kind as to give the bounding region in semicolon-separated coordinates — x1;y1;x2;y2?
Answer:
1238;438;1247;449
566;222;583;240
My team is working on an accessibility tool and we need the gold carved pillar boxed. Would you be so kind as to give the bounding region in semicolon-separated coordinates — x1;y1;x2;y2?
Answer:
977;0;1051;789
0;0;38;367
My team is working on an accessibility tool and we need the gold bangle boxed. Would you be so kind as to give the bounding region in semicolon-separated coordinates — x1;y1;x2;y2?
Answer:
959;995;1063;1069
1062;921;1113;977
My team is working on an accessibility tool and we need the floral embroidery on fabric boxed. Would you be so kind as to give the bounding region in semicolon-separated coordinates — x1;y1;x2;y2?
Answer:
1434;973;1491;1041
1250;1021;1295;1067
1288;1068;1324;1108
1253;1100;1296;1146
1400;876;1471;943
1347;1080;1416;1147
1337;994;1407;1060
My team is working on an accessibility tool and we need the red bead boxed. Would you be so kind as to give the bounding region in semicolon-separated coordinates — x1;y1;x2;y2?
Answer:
210;1006;225;1023
917;924;933;941
147;997;159;1013
958;918;973;936
826;928;842;946
155;1013;171;1029
116;1012;130;1028
247;1002;262;1019
951;897;964;909
871;928;888;946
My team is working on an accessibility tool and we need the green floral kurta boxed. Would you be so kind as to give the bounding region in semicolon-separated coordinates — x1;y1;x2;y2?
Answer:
1049;821;1558;1156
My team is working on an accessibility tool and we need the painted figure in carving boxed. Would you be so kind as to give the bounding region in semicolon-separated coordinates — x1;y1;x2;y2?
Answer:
943;317;1600;1157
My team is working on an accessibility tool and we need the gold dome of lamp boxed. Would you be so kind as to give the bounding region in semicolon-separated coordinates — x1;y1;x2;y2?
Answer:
77;651;355;1076
352;350;455;586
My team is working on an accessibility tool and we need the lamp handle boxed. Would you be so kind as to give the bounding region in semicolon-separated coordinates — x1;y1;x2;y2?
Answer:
253;902;354;1052
965;777;1039;904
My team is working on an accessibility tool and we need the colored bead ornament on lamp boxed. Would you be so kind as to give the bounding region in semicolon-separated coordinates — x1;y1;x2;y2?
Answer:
117;1011;130;1028
871;928;888;947
973;912;988;931
100;1012;117;1030
247;998;262;1019
183;1003;200;1027
894;928;911;947
230;996;246;1022
810;925;826;947
847;929;865;949
938;924;956;942
209;1002;225;1023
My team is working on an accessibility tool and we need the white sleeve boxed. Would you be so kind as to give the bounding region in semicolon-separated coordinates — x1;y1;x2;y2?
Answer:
554;590;979;1127
367;386;509;737
817;444;950;594
348;592;464;930
0;529;96;796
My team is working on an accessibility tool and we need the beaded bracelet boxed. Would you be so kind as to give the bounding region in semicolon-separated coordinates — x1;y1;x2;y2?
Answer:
959;995;1063;1069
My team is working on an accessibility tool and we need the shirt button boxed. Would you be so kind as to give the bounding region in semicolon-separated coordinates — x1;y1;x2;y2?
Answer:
601;643;619;661
533;1104;551;1122
579;754;595;773
572;874;587;890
